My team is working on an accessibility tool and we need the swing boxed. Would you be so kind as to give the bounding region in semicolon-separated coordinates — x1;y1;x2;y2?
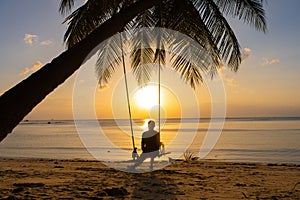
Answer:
119;34;167;161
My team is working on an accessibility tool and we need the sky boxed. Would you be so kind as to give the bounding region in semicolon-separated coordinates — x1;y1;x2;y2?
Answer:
0;0;300;120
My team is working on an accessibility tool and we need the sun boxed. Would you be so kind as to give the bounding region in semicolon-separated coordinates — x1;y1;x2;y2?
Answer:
133;85;162;109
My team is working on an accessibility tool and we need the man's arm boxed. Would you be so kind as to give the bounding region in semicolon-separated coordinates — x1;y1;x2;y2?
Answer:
156;132;160;149
141;133;145;151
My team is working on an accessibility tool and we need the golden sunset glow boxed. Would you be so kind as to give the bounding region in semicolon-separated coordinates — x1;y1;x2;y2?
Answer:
1;1;298;120
133;85;162;110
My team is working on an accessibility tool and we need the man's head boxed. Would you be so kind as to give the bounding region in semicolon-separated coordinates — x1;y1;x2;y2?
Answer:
148;120;155;130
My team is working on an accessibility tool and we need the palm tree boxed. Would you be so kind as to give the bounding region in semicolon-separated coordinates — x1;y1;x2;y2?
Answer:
0;0;161;142
61;0;266;88
0;0;267;142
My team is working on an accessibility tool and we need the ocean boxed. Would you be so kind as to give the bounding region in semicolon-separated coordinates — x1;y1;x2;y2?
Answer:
0;117;299;164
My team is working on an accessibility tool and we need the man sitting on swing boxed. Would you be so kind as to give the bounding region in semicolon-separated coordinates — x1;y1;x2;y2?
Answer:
131;120;162;171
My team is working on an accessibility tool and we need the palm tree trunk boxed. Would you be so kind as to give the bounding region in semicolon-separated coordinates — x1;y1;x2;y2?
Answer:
0;0;160;142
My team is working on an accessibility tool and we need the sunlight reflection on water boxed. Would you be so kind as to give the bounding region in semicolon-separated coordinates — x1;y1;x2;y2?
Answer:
0;118;299;164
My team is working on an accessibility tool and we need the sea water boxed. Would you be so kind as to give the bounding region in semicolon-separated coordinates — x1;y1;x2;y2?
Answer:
0;117;299;164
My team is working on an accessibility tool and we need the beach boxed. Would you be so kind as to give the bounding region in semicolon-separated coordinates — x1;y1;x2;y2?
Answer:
0;158;299;199
1;0;300;199
1;118;300;164
1;118;299;199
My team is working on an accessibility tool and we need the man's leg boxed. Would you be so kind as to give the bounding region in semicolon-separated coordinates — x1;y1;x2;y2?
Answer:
150;156;154;171
133;153;147;168
149;151;159;171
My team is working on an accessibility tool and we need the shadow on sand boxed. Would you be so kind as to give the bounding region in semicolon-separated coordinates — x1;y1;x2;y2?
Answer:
130;170;183;199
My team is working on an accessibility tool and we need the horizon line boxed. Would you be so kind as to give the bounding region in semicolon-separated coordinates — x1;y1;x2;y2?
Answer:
22;116;300;121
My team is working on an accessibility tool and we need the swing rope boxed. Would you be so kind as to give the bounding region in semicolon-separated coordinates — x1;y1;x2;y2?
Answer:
158;54;161;134
158;47;166;156
119;34;137;157
120;31;163;159
158;6;163;136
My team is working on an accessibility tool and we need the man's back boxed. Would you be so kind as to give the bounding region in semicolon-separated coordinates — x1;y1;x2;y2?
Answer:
142;130;160;153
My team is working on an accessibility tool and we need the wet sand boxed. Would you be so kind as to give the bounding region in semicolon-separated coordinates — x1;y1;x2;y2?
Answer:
0;158;299;199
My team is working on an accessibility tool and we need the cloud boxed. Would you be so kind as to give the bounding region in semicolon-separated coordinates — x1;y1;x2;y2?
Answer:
241;48;252;60
24;34;38;45
262;58;280;66
225;77;238;87
20;61;43;75
24;34;53;46
218;66;239;88
40;40;53;46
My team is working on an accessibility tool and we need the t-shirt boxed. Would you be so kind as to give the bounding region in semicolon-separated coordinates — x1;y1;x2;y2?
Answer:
141;130;160;153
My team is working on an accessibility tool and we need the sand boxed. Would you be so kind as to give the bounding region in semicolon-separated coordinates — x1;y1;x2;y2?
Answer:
0;158;299;199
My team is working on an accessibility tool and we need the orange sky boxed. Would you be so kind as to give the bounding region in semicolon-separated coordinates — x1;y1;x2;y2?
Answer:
1;1;300;120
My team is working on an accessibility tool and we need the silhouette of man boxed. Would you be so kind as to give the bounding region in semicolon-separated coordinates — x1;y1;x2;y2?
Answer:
132;120;160;171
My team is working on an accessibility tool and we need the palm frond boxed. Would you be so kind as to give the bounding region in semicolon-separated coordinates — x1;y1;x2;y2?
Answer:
173;57;203;89
96;36;123;87
128;6;169;77
130;28;155;86
193;0;241;71
152;0;174;27
154;49;166;66
60;0;267;90
59;0;75;15
215;0;267;33
62;0;126;47
161;0;222;71
127;0;221;87
170;39;212;89
153;29;169;65
130;48;154;86
130;8;156;29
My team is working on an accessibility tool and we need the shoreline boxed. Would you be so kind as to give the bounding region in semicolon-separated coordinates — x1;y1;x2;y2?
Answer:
1;156;300;164
1;155;300;165
1;158;299;199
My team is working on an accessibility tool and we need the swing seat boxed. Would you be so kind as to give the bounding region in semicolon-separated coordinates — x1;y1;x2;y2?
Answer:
132;147;139;160
131;143;170;161
158;142;171;157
